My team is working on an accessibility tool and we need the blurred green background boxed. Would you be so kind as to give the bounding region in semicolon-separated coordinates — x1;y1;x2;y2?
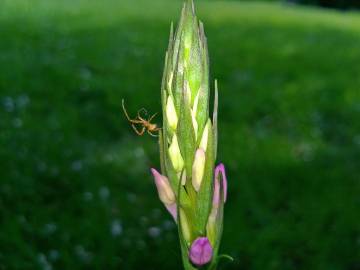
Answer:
0;0;360;269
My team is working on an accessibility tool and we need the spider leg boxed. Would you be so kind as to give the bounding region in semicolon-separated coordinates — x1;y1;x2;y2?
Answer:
122;99;143;124
137;108;148;118
147;130;159;137
132;124;145;136
148;112;158;122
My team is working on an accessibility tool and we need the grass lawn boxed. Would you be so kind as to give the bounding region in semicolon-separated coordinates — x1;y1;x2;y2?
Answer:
0;0;359;269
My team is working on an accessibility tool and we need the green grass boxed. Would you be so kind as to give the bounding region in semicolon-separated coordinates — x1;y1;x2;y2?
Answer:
0;0;360;269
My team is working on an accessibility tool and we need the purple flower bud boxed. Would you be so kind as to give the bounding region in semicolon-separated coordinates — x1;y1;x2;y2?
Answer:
214;163;227;202
151;168;177;221
189;237;213;266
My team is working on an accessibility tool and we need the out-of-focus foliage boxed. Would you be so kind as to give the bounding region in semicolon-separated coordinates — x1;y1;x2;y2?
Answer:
0;0;359;269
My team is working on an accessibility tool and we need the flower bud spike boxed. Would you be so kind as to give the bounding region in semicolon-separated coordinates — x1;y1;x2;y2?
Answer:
169;134;184;172
192;148;206;192
189;237;213;266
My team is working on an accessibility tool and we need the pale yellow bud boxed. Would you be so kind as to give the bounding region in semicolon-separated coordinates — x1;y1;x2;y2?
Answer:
199;120;210;151
169;134;184;172
180;209;191;243
166;95;178;131
181;170;187;186
192;148;206;192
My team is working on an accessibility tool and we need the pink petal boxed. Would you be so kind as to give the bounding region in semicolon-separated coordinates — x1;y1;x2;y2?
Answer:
189;237;213;266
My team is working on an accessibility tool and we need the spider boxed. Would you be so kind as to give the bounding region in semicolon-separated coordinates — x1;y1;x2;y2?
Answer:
121;99;161;137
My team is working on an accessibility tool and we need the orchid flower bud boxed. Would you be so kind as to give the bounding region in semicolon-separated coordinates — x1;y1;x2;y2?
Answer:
169;134;184;172
207;163;228;245
151;168;176;205
189;237;213;266
214;163;227;202
151;168;178;221
191;148;206;192
166;95;178;131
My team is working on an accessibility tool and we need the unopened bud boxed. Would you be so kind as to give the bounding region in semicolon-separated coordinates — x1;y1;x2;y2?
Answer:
166;95;178;131
214;163;227;202
151;168;175;205
169;134;184;172
192;148;206;192
189;237;213;266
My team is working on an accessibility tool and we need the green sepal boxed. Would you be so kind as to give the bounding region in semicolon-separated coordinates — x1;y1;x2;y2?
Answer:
187;19;202;102
208;254;234;270
194;119;214;235
177;86;196;181
172;2;186;68
195;23;209;138
172;37;185;114
159;132;166;175
183;0;196;63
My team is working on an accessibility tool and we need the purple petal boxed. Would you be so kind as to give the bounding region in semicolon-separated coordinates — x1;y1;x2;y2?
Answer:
215;163;227;202
189;237;213;266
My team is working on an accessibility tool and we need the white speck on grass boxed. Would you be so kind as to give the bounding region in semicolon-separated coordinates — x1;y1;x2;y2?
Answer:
148;226;161;238
71;160;83;171
38;253;52;270
99;186;110;200
111;219;123;237
3;97;14;112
